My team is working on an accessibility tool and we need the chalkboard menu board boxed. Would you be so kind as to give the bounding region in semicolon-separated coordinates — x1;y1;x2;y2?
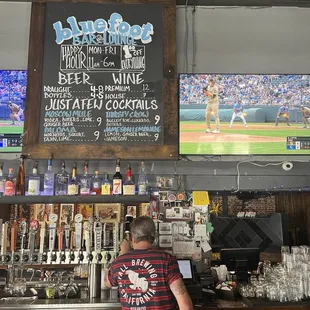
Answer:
40;3;163;145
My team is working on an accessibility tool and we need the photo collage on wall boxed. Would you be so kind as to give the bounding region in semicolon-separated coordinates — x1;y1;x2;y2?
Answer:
154;189;213;260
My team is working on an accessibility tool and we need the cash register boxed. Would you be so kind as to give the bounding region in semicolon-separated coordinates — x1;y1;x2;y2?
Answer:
177;259;215;303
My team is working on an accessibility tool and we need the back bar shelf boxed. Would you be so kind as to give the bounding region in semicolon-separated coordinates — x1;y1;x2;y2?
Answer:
0;195;150;204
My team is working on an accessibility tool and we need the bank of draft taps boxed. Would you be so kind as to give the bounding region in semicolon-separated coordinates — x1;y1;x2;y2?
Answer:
0;214;119;266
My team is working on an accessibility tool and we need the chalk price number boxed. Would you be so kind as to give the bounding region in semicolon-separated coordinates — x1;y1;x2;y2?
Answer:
90;85;104;99
94;131;100;141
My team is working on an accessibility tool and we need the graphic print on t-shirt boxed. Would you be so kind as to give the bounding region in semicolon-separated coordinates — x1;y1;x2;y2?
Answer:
118;258;159;308
126;270;149;292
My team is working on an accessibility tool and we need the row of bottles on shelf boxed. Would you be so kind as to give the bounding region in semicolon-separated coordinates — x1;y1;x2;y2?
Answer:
0;213;130;265
0;157;148;197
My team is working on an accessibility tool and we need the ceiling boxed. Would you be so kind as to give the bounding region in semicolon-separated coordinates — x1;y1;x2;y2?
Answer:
177;0;310;6
1;0;310;6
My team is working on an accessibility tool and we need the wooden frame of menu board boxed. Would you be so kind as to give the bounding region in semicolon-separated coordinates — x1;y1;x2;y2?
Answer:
23;0;177;160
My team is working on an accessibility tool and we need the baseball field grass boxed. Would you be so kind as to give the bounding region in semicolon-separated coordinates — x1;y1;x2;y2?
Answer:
0;121;23;152
180;121;310;155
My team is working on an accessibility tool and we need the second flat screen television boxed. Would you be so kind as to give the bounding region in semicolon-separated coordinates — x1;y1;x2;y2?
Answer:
0;70;26;152
179;74;310;156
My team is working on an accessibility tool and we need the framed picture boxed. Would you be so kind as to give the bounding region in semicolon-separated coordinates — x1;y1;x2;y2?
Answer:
165;206;193;221
59;204;74;224
159;191;168;201
159;222;172;235
76;204;94;220
126;205;137;218
34;204;54;222
156;177;174;190
139;203;151;217
94;203;121;223
159;235;172;248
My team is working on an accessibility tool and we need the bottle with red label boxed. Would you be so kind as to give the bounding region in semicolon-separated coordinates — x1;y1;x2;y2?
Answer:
123;163;135;195
112;158;122;195
4;168;15;196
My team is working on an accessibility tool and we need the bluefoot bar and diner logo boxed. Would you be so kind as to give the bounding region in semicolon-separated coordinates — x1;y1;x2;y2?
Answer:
53;13;154;45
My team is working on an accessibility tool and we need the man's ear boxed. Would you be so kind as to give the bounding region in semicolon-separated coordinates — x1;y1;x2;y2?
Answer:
131;236;137;244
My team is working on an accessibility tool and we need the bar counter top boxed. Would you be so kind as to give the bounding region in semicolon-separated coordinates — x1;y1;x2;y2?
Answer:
0;298;310;309
0;298;120;309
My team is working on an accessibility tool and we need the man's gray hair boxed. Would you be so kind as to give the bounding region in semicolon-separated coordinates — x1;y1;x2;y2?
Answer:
130;216;156;244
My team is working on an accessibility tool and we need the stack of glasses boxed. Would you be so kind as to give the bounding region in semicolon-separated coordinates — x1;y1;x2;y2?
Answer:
240;246;310;302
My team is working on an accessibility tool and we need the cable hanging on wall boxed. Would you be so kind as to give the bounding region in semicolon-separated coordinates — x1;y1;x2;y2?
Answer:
191;5;197;73
183;0;190;73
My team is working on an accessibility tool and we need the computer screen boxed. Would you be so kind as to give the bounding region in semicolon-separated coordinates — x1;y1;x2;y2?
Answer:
0;70;26;152
177;259;193;279
220;248;260;272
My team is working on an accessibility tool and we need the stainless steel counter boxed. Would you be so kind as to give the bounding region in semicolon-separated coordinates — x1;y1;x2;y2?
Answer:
0;298;121;309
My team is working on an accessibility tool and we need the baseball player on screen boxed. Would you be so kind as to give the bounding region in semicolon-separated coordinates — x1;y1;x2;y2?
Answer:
300;105;310;128
229;100;248;128
275;102;290;126
204;78;220;133
8;102;24;125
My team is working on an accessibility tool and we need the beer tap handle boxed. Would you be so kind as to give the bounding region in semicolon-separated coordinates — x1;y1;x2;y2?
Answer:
20;220;27;251
74;214;83;251
89;217;94;252
58;224;64;252
10;219;18;253
29;220;39;261
94;220;102;264
48;214;58;264
20;219;28;263
11;219;18;264
48;214;58;252
83;221;91;254
1;222;8;260
39;221;46;255
64;224;70;250
103;223;107;248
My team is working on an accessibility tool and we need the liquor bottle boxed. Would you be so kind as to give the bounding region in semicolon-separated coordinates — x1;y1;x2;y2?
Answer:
68;162;79;195
55;161;69;195
80;161;91;195
0;162;5;197
4;168;15;196
112;158;122;195
28;161;41;196
15;155;25;196
123;163;135;195
43;155;54;196
101;173;111;195
91;171;102;195
137;161;148;195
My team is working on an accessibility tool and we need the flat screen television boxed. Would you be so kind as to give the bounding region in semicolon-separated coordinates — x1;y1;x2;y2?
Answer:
0;70;26;152
179;74;310;155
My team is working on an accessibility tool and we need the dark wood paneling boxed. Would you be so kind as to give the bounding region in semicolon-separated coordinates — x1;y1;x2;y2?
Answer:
275;192;310;246
23;0;178;160
0;205;10;222
23;3;45;149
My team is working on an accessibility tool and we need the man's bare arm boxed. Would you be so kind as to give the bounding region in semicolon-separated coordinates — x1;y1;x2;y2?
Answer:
170;278;194;310
104;269;112;288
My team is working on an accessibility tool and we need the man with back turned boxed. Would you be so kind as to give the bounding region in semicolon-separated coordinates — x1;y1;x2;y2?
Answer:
104;216;194;310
